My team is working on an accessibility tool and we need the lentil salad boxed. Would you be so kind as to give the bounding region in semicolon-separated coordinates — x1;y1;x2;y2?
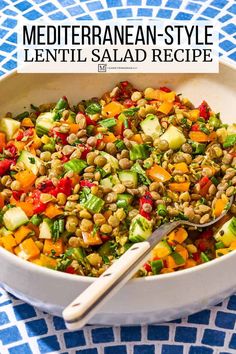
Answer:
0;81;235;277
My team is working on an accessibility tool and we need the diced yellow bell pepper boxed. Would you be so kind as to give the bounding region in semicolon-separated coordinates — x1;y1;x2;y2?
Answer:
158;102;173;115
1;235;17;252
102;102;123;118
14;238;40;260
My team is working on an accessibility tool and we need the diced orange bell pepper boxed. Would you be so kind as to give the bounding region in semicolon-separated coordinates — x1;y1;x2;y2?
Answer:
208;131;217;141
0;193;4;209
189;109;200;121
38;254;57;269
43;239;64;256
15;225;32;245
71;174;81;187
69;124;80;134
103;210;112;220
103;132;117;143
113;119;123;136
169;182;190;192
44;203;63;219
82;231;102;246
158;102;173;115
162;91;176;102
229;241;236;250
14;170;37;191
213;198;227;217
1;235;16;252
21;118;34;127
168;228;188;244
189;131;209;142
13;141;26;151
31;131;42;149
14;238;40;260
102;102;123;118
14;201;34;217
130;134;143;144
160;268;174;274
216;248;229;258
0;132;6;152
173;162;189;174
184;259;197;268
147;164;171;182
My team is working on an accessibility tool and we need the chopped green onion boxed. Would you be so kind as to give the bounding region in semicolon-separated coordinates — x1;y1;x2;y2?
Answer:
58;219;65;233
124;118;129;129
85;102;101;115
157;204;167;217
215;241;225;249
115;139;126;151
171;252;185;265
123;107;139;116
200;252;210;263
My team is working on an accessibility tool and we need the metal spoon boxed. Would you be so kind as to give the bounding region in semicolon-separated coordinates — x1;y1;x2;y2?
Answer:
63;196;234;330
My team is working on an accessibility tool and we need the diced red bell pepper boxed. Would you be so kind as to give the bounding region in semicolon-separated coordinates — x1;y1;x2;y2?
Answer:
12;190;24;200
38;180;54;193
33;201;47;214
84;114;97;126
199;101;210;121
191;123;200;131
80;146;91;160
199;176;210;188
56;177;72;196
197;239;208;252
51;129;68;145
139;209;152;220
192;252;201;262
0;159;12;176
65;266;76;274
101;234;110;242
160;86;171;93
200;229;213;240
123;99;135;108
80;180;95;188
16;131;24;141
24;128;34;137
143;262;152;272
139;192;153;220
61;154;70;163
5;143;17;157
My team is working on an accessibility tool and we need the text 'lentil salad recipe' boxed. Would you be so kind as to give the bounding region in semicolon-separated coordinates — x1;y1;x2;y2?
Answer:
0;81;235;277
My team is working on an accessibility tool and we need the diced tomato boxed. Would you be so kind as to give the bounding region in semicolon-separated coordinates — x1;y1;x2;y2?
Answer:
192;252;200;262
33;202;47;214
5;143;17;157
65;266;76;274
38;180;54;193
199;101;210;121
143;262;151;272
0;159;12;176
160;86;171;93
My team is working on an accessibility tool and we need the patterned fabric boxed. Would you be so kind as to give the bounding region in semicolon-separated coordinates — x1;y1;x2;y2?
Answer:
1;287;236;353
0;0;236;353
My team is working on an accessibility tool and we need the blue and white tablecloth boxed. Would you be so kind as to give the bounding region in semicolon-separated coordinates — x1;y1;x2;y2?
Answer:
0;0;236;353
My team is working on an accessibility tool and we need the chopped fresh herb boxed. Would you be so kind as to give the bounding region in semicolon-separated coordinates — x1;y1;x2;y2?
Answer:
122;107;139;116
131;162;151;186
100;118;116;129
85;102;101;115
115;139;126;151
201;252;210;263
28;157;35;164
79;187;91;204
102;255;110;264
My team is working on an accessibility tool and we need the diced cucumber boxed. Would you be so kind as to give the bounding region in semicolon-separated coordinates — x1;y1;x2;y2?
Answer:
82;194;105;213
214;217;236;247
129;144;149;161
160;125;186;150
0;227;13;237
36;112;54;136
140;114;162;139
118;171;138;188
150;259;164;274
0;117;20;140
129;214;152;242
3;207;29;231
100;152;119;170
71;247;86;260
64;159;87;174
98;241;116;257
39;218;53;239
131;162;151;185
117;193;133;209
100;174;120;189
18;150;42;175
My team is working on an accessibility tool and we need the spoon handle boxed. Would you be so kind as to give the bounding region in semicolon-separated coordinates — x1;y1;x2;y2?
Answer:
63;220;181;330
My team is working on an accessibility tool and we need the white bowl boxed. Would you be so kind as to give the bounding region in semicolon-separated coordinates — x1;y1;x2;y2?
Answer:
0;62;235;325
